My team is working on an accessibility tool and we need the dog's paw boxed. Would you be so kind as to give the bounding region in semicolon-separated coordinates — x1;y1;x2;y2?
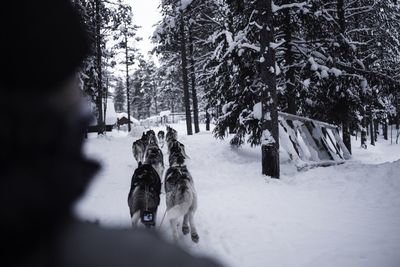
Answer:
191;233;199;243
182;225;190;235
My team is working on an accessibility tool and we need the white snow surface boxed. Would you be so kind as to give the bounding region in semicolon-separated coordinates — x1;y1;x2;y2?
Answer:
76;123;400;267
105;99;118;125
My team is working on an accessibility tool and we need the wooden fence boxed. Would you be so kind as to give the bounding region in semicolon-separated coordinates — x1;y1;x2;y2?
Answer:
278;112;351;170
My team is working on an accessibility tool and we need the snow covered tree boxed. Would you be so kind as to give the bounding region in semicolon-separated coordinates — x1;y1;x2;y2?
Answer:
114;78;125;112
112;1;139;131
73;0;139;133
153;0;195;135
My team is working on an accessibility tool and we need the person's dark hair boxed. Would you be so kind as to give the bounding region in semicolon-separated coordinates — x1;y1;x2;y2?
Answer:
1;0;90;93
0;1;97;265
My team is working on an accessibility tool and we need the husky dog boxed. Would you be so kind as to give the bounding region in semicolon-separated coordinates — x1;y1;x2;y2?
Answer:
132;133;147;163
157;130;165;148
128;163;162;228
164;165;199;243
146;130;158;147
165;126;178;146
169;151;185;167
144;146;164;179
168;139;189;159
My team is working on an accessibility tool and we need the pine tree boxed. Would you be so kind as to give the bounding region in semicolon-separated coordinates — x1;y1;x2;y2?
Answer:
114;79;125;112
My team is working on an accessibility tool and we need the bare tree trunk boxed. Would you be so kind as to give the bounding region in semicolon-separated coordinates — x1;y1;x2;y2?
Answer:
383;117;388;140
179;8;193;135
154;84;158;115
337;0;352;153
342;120;352;154
374;119;379;142
259;0;279;178
360;101;367;148
95;0;104;135
188;21;200;133
206;109;210;131
283;2;296;114
125;34;131;132
370;113;375;146
103;77;108;126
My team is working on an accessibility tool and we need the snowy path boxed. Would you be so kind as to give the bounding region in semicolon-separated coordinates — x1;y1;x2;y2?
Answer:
76;123;400;267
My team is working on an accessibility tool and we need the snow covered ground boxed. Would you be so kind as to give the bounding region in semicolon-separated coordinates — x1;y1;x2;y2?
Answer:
75;123;400;267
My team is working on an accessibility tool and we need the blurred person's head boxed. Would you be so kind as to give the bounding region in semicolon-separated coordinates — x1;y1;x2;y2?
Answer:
0;0;99;264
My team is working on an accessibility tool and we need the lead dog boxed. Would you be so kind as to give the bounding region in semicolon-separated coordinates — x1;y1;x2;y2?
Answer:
164;165;199;243
128;163;161;228
157;130;165;148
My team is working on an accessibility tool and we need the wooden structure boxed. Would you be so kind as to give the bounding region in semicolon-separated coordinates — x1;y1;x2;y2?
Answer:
278;112;351;170
87;124;113;133
117;117;132;126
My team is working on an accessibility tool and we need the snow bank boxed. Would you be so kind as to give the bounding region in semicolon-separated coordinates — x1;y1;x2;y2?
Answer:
105;98;118;125
128;125;147;138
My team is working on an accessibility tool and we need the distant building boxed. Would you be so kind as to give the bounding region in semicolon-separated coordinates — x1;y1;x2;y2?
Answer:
116;113;140;130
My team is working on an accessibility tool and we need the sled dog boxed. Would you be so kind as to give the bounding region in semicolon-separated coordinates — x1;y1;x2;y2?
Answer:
165;126;178;146
144;146;164;179
157;130;165;148
168;139;189;159
132;133;147;163
164;165;199;243
128;163;161;228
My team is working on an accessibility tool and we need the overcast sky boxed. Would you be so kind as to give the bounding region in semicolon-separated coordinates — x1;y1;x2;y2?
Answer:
129;0;162;60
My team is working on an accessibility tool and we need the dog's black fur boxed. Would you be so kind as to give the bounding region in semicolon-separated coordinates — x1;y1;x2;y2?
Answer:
128;163;161;227
168;139;188;159
144;145;164;179
132;137;146;164
166;126;178;145
168;140;186;166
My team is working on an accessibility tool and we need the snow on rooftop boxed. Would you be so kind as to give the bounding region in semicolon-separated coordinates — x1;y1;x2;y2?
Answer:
116;112;140;126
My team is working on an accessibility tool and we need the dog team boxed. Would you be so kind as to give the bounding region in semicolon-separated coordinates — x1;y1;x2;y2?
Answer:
128;126;199;243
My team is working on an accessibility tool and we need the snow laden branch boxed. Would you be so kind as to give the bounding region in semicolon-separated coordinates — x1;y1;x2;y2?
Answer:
272;1;308;13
